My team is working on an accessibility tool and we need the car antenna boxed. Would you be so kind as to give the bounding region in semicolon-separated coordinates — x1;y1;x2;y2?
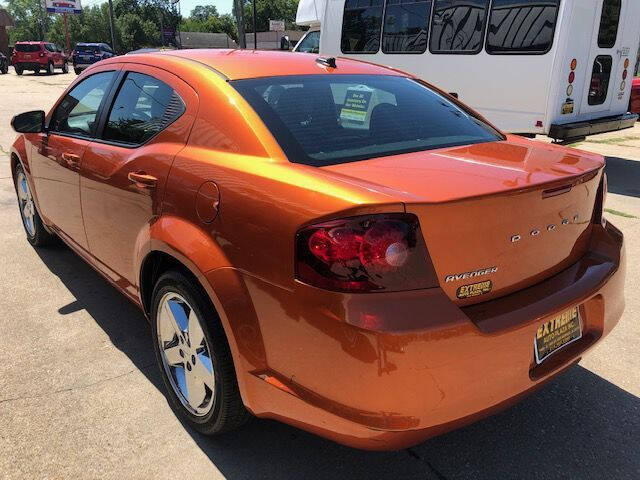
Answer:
316;56;337;68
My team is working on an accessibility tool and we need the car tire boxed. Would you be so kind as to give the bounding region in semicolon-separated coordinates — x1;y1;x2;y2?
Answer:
15;65;23;75
62;61;68;74
13;164;55;247
47;62;54;75
0;62;7;74
33;67;40;75
74;67;81;75
151;270;251;435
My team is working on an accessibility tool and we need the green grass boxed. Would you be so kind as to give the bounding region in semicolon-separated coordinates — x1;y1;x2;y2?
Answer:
605;208;638;219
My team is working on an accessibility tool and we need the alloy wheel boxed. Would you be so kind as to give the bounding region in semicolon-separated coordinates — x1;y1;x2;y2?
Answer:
156;292;216;416
16;171;36;237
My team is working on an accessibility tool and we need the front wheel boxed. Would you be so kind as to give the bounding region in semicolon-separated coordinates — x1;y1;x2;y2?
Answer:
13;164;55;247
47;62;54;75
0;62;7;74
15;65;23;75
151;270;250;435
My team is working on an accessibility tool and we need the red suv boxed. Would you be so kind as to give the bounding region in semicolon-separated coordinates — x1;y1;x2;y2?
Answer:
12;41;68;75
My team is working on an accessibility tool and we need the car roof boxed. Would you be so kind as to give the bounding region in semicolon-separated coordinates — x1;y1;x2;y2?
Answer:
141;49;408;80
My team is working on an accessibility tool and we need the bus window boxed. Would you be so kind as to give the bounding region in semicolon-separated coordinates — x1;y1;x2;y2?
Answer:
486;0;560;55
341;0;384;53
382;0;432;54
597;0;621;49
588;55;613;105
429;0;490;54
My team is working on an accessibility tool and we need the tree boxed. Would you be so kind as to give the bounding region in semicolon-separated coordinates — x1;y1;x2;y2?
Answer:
6;0;53;42
240;0;299;33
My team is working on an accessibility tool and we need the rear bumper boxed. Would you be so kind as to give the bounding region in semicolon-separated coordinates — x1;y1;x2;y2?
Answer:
13;61;47;70
550;113;638;141
226;221;625;450
73;62;94;70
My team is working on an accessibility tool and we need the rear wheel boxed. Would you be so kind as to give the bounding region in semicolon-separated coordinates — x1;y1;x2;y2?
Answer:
74;67;81;75
47;62;54;75
1;62;7;74
151;270;250;435
62;61;68;74
13;164;55;247
15;65;23;75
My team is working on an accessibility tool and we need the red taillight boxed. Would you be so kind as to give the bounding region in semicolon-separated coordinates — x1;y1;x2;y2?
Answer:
568;71;575;84
296;213;438;293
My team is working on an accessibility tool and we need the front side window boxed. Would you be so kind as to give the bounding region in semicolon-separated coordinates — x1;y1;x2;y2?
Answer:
341;0;384;53
103;72;185;145
430;0;490;54
297;30;320;53
486;0;560;54
382;0;432;53
588;55;613;105
598;0;621;48
232;74;502;166
50;71;115;137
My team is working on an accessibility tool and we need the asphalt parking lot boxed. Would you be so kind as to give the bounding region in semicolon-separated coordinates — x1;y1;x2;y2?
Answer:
0;70;639;480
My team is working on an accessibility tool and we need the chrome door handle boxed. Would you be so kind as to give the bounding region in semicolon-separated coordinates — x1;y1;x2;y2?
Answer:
128;171;158;189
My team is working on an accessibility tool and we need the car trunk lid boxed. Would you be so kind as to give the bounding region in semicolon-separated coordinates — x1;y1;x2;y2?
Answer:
322;137;604;304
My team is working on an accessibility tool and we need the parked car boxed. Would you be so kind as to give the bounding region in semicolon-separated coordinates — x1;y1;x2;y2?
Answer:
0;51;8;74
9;50;625;450
630;77;640;116
71;42;114;75
11;41;68;75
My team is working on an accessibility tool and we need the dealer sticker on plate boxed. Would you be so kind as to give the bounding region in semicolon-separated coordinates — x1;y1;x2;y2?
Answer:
534;306;582;364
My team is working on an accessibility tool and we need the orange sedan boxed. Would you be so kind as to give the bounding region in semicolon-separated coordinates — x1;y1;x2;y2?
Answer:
9;50;625;450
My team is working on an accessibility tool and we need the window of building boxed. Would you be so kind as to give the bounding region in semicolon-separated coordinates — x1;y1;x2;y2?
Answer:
103;72;184;145
486;0;560;54
341;0;385;53
382;0;432;53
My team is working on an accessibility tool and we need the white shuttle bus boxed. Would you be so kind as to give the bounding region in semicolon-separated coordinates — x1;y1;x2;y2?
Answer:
295;0;640;142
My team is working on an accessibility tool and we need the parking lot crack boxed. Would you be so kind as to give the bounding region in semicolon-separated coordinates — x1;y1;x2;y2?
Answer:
0;362;155;404
405;448;448;480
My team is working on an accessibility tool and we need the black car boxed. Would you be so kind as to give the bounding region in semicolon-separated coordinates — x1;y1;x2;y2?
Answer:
0;52;8;74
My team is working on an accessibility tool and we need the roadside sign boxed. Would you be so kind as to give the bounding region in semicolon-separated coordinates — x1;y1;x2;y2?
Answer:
45;0;82;14
269;20;285;32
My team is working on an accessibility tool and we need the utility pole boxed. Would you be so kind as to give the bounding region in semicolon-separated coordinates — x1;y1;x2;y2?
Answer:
252;0;257;50
108;0;117;52
234;0;246;49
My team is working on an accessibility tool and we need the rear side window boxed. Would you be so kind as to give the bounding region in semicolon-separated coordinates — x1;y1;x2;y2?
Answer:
50;71;115;137
430;0;490;54
15;44;40;53
232;74;502;167
382;0;432;54
597;0;621;48
588;55;613;106
103;72;185;145
486;0;560;54
44;44;55;52
341;0;384;53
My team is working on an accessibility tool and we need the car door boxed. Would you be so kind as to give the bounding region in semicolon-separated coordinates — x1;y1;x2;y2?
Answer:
29;68;119;250
80;64;197;294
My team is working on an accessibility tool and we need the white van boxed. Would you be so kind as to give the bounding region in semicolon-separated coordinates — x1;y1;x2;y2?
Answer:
296;0;640;142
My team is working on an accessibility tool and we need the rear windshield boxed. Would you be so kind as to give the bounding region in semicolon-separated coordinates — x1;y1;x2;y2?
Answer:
232;74;502;166
76;45;100;54
15;44;41;53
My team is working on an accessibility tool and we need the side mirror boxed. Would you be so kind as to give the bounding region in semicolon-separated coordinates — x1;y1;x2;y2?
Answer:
280;35;291;50
11;110;45;133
